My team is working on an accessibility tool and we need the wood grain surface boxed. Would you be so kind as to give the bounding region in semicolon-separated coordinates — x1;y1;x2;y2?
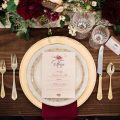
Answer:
0;28;120;116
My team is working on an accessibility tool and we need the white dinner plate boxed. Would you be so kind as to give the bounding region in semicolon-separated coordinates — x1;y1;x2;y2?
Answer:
19;36;96;109
27;44;88;106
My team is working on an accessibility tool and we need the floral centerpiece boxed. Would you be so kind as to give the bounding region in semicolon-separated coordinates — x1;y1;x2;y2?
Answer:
0;0;119;39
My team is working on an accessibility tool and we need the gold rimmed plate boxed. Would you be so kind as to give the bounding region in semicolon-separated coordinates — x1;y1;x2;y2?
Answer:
19;36;96;108
27;44;88;106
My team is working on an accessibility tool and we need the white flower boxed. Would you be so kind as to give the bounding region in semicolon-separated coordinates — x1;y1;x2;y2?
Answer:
92;1;97;7
60;16;66;21
14;0;19;5
49;0;63;5
2;3;7;9
68;25;77;36
55;5;64;13
68;0;79;2
68;0;73;2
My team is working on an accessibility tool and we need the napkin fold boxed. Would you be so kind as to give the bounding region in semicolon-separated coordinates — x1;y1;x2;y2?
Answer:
42;101;77;120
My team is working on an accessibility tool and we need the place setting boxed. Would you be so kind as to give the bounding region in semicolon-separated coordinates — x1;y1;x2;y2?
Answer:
18;33;118;119
18;36;96;119
0;34;118;119
0;0;120;119
0;22;119;119
0;12;119;120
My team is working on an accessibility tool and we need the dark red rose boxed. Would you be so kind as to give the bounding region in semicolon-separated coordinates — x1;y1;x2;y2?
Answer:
102;0;120;24
50;12;59;21
44;8;59;21
17;0;44;20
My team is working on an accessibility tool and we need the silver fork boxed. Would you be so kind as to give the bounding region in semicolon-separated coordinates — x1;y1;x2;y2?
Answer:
0;60;6;98
11;54;18;100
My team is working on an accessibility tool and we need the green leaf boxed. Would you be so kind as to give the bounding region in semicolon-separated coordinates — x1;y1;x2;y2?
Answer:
60;20;65;28
10;23;17;32
0;11;6;26
16;30;30;40
48;29;52;36
0;17;6;26
7;0;17;12
79;1;86;9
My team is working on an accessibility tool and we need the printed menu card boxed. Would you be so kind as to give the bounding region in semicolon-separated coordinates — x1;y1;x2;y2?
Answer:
42;52;75;98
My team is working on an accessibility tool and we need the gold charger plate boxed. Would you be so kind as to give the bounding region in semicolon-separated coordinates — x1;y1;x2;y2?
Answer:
19;36;96;109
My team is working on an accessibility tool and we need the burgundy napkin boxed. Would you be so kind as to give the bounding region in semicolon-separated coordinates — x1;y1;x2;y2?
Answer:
42;101;77;120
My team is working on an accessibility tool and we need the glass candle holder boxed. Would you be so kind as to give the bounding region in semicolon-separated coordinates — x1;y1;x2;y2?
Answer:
89;25;110;49
70;12;95;39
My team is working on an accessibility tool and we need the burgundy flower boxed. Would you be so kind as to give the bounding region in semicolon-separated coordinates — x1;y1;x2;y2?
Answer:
102;0;120;24
17;0;44;20
44;8;59;21
50;12;59;21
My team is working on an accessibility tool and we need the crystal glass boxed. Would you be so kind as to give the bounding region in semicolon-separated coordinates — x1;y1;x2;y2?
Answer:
70;12;95;39
89;25;110;49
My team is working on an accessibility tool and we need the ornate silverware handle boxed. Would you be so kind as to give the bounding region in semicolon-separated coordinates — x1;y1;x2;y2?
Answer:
1;73;5;98
11;70;17;100
97;75;102;100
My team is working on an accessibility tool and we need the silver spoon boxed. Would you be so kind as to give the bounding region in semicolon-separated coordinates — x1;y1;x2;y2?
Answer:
107;63;115;100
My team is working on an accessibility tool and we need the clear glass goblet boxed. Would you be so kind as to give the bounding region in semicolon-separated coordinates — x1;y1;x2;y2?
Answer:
70;12;95;39
89;25;110;49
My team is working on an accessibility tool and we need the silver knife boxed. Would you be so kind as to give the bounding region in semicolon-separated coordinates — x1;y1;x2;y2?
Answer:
97;45;104;100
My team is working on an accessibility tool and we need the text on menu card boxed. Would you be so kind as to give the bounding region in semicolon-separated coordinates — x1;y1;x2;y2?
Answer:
41;52;75;98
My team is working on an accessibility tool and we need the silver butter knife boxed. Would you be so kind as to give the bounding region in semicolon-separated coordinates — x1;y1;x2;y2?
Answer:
97;46;104;100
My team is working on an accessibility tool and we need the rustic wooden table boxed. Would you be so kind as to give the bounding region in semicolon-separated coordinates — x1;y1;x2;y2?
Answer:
0;28;120;116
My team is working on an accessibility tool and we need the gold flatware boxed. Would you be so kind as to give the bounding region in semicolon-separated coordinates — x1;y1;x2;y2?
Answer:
0;60;6;98
97;46;104;100
107;63;115;100
11;54;18;100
